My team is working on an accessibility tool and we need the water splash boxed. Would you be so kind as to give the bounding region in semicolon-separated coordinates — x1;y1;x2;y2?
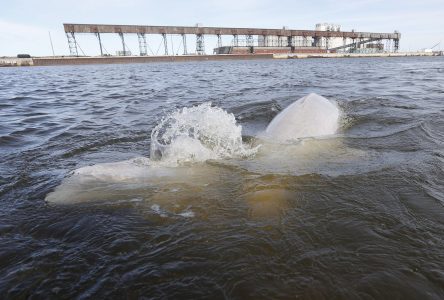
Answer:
150;102;258;164
46;103;257;204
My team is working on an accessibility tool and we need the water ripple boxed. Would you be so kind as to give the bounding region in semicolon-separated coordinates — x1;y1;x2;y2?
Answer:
0;57;444;298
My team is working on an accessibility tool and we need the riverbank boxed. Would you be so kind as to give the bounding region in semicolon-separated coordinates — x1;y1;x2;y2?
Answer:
0;51;441;67
0;54;273;67
275;51;442;59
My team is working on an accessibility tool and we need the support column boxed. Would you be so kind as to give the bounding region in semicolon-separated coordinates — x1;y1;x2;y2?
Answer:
137;33;147;56
246;35;253;47
118;32;126;55
66;32;78;56
306;36;312;47
196;34;205;55
287;36;293;47
377;39;383;53
182;34;187;55
261;35;267;47
314;36;321;48
394;39;399;52
233;34;239;47
162;33;168;55
277;35;282;47
217;34;222;48
95;32;103;56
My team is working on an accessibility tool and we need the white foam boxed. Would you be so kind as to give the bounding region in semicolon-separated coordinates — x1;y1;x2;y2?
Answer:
150;102;257;164
178;210;195;218
265;93;340;142
150;204;168;218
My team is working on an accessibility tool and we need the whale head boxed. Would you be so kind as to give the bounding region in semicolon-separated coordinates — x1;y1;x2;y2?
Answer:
265;93;340;142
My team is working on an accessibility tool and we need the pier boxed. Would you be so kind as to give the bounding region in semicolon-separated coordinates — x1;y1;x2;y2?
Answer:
63;23;401;56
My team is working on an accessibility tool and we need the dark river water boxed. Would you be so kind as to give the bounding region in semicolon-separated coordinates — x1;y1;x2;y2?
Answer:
1;57;443;299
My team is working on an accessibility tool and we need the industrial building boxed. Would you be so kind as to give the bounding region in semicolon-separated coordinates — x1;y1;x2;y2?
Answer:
63;23;400;57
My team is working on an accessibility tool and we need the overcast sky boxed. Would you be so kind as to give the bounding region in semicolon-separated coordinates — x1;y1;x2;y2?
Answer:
1;0;443;56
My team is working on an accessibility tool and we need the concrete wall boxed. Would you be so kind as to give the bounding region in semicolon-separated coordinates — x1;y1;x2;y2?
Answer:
0;58;33;67
1;52;439;68
33;54;274;66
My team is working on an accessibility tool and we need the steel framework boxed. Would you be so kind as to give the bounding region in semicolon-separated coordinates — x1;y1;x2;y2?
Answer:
182;34;187;55
217;34;222;48
162;33;168;55
95;32;103;56
137;33;147;56
246;35;254;47
63;23;400;56
196;34;205;55
66;32;78;56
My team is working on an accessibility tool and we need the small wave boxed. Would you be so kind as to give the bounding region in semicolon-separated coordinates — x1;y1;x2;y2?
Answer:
420;121;444;145
346;120;444;148
151;204;195;218
0;135;22;147
9;96;36;101
61;133;149;158
346;122;423;140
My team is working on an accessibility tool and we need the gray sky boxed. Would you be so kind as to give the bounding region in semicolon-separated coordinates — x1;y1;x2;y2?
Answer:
1;0;443;56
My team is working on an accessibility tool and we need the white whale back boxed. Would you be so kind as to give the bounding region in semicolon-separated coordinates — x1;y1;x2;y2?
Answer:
265;93;340;142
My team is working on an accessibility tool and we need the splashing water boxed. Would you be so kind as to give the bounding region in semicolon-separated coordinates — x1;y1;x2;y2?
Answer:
150;102;258;164
46;103;259;204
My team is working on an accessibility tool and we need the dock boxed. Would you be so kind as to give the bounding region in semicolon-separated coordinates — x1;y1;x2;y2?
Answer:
63;23;401;57
1;52;440;68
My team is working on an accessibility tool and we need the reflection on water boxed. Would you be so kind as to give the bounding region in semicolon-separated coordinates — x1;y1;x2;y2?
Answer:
1;57;444;298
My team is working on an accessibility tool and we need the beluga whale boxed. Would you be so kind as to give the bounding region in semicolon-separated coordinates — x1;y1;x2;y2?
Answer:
45;93;342;206
264;93;340;142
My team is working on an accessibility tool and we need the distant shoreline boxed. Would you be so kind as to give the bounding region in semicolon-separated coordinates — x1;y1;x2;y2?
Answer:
1;52;441;67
